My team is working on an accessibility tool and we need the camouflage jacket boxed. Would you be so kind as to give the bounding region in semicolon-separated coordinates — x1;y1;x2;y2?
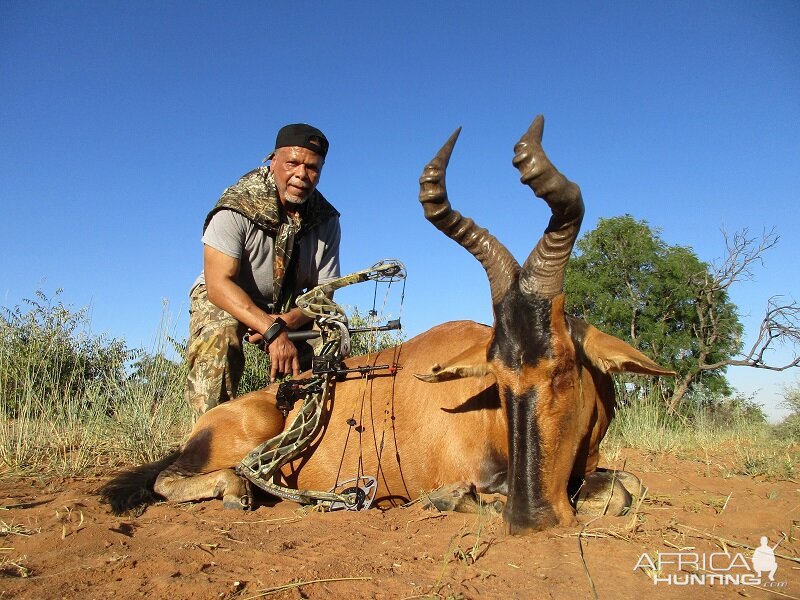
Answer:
204;167;339;312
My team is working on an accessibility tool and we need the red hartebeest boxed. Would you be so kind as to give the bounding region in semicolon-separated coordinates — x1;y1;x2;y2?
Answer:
102;116;673;534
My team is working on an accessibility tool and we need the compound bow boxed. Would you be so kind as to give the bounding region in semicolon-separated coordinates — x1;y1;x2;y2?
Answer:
237;259;406;510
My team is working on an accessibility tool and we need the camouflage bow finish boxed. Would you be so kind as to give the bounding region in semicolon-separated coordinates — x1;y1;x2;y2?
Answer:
237;260;406;510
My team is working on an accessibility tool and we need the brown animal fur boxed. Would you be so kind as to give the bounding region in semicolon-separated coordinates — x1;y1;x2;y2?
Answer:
102;319;668;517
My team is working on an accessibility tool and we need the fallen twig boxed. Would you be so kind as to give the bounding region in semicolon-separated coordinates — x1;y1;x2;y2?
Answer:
675;523;800;564
407;513;447;525
719;491;732;513
227;517;301;525
243;576;372;599
577;516;601;600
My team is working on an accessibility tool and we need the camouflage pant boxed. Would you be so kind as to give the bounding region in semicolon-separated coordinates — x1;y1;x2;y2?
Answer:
185;284;316;420
185;284;248;419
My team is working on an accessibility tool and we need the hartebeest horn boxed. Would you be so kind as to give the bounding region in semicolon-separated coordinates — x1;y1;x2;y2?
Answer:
419;128;520;304
512;115;584;299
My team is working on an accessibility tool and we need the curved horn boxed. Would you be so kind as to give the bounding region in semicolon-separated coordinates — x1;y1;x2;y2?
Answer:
512;116;584;299
419;128;520;304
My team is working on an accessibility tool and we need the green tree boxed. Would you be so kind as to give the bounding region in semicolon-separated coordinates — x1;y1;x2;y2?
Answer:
0;290;130;417
126;350;186;403
346;306;403;357
776;381;800;441
566;218;799;411
564;216;740;408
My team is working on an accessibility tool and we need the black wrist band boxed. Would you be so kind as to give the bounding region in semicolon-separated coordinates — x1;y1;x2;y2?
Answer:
263;317;287;345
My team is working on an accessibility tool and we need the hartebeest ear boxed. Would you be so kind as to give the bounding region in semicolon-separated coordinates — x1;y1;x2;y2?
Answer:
414;341;493;383
414;363;491;383
581;324;676;377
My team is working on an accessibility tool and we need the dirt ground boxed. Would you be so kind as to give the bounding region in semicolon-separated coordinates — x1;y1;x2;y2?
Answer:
1;449;798;600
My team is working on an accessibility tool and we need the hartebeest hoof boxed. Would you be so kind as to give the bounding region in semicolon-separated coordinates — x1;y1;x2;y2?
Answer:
222;478;252;511
572;470;635;517
222;494;251;510
423;483;503;515
153;467;252;509
608;469;646;499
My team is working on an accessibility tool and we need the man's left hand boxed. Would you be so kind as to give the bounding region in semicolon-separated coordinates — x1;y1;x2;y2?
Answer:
266;331;301;382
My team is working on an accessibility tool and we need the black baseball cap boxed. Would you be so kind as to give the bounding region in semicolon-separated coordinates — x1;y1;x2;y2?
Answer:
273;123;329;158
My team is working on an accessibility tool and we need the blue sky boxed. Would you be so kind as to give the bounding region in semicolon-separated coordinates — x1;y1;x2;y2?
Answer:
1;2;798;419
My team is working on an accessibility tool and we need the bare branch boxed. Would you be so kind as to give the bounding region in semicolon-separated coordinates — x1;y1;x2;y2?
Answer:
667;228;794;412
740;296;800;369
707;227;780;292
699;296;800;372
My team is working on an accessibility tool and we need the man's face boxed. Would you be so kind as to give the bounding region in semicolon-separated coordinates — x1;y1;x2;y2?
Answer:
269;146;324;209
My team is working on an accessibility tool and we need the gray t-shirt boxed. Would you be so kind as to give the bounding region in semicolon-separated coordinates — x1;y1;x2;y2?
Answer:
193;209;341;311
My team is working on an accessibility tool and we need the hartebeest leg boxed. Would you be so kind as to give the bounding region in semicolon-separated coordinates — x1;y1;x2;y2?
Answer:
422;483;504;515
154;467;251;510
571;470;643;517
150;388;283;509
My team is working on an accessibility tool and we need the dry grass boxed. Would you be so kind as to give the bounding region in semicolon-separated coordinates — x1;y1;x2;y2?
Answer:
414;509;500;600
0;519;38;537
603;397;799;481
0;516;38;580
1;301;192;479
0;554;31;578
